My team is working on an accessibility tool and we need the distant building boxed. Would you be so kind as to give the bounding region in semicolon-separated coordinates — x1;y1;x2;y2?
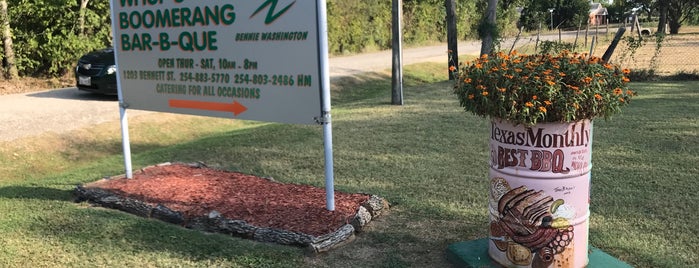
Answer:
589;2;608;25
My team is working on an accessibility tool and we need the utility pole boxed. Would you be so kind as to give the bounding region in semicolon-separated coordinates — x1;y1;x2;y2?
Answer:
391;0;403;105
548;8;555;30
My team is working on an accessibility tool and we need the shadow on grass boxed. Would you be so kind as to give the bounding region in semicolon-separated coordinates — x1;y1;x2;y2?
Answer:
23;207;304;267
0;185;73;201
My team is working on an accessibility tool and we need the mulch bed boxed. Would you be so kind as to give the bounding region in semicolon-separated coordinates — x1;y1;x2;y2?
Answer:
74;162;389;253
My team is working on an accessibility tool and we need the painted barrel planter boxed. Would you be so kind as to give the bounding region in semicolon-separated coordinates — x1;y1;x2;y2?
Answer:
487;119;592;268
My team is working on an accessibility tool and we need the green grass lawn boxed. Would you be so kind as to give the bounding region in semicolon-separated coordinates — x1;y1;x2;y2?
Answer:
0;63;696;267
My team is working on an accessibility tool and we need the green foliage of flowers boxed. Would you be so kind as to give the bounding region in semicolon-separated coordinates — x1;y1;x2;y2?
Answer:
452;51;636;126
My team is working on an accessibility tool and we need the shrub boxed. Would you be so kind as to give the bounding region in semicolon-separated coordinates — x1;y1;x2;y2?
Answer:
452;51;636;126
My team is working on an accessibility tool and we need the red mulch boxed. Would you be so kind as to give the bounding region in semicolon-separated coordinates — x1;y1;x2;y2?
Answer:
90;163;370;236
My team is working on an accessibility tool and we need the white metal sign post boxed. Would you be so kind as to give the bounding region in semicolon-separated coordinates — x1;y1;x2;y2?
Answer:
110;0;335;210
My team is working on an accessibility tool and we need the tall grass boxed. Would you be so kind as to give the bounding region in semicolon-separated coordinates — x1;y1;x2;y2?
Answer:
0;64;696;267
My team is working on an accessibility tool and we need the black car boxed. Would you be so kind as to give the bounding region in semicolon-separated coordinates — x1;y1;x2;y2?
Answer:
75;47;117;95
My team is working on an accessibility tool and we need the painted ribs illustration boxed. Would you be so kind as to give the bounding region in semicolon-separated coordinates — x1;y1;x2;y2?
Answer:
499;186;556;250
490;180;575;267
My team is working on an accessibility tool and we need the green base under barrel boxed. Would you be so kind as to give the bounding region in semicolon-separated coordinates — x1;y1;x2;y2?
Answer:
446;238;633;268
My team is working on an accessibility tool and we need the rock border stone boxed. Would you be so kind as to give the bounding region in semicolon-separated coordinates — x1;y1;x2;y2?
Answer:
73;162;390;253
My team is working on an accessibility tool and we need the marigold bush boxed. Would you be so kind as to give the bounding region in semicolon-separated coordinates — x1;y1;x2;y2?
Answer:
452;51;635;126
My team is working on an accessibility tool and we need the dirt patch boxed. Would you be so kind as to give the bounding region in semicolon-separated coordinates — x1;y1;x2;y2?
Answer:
0;75;73;96
74;162;389;252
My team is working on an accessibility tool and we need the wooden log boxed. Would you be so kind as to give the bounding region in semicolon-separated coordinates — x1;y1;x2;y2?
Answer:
308;224;356;254
362;195;390;217
350;205;372;232
254;227;314;246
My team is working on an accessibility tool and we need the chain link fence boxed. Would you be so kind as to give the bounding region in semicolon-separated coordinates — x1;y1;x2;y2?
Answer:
504;26;699;76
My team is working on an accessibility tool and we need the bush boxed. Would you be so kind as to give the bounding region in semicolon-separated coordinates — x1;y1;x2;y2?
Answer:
9;0;111;76
452;51;635;126
538;41;574;55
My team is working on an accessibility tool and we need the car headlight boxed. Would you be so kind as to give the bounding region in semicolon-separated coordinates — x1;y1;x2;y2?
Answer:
106;65;117;75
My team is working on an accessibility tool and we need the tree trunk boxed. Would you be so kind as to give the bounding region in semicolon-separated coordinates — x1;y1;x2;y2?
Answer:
657;1;668;35
667;0;682;34
479;0;498;56
78;0;90;36
445;0;458;80
668;20;681;34
0;0;18;79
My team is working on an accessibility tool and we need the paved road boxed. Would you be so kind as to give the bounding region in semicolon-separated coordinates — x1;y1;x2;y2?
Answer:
1;33;579;142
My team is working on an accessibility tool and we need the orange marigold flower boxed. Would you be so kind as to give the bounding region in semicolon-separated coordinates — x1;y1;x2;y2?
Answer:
464;78;472;83
515;68;523;73
604;63;614;69
468;94;475;99
622;68;631;75
539;106;547;113
573;103;580;110
559;72;566;77
525;102;534;107
498;87;507;92
614;88;623;95
532;95;538;100
583;77;593;84
546;80;556;86
476;85;486;90
595;94;603;100
481;54;488;59
622;77;630;83
482;91;489;96
626;90;634;95
449;65;456;72
544;100;552;106
475;63;483;69
594;73;603;77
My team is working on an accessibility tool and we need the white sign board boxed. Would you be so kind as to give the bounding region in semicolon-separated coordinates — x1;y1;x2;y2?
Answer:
112;0;322;125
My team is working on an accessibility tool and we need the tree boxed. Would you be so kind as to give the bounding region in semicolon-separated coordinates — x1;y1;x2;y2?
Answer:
9;0;111;76
479;0;498;55
629;0;698;34
666;0;698;34
0;0;17;79
78;0;89;37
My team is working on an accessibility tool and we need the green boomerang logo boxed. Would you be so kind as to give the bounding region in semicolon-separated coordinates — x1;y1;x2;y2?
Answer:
251;0;297;25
